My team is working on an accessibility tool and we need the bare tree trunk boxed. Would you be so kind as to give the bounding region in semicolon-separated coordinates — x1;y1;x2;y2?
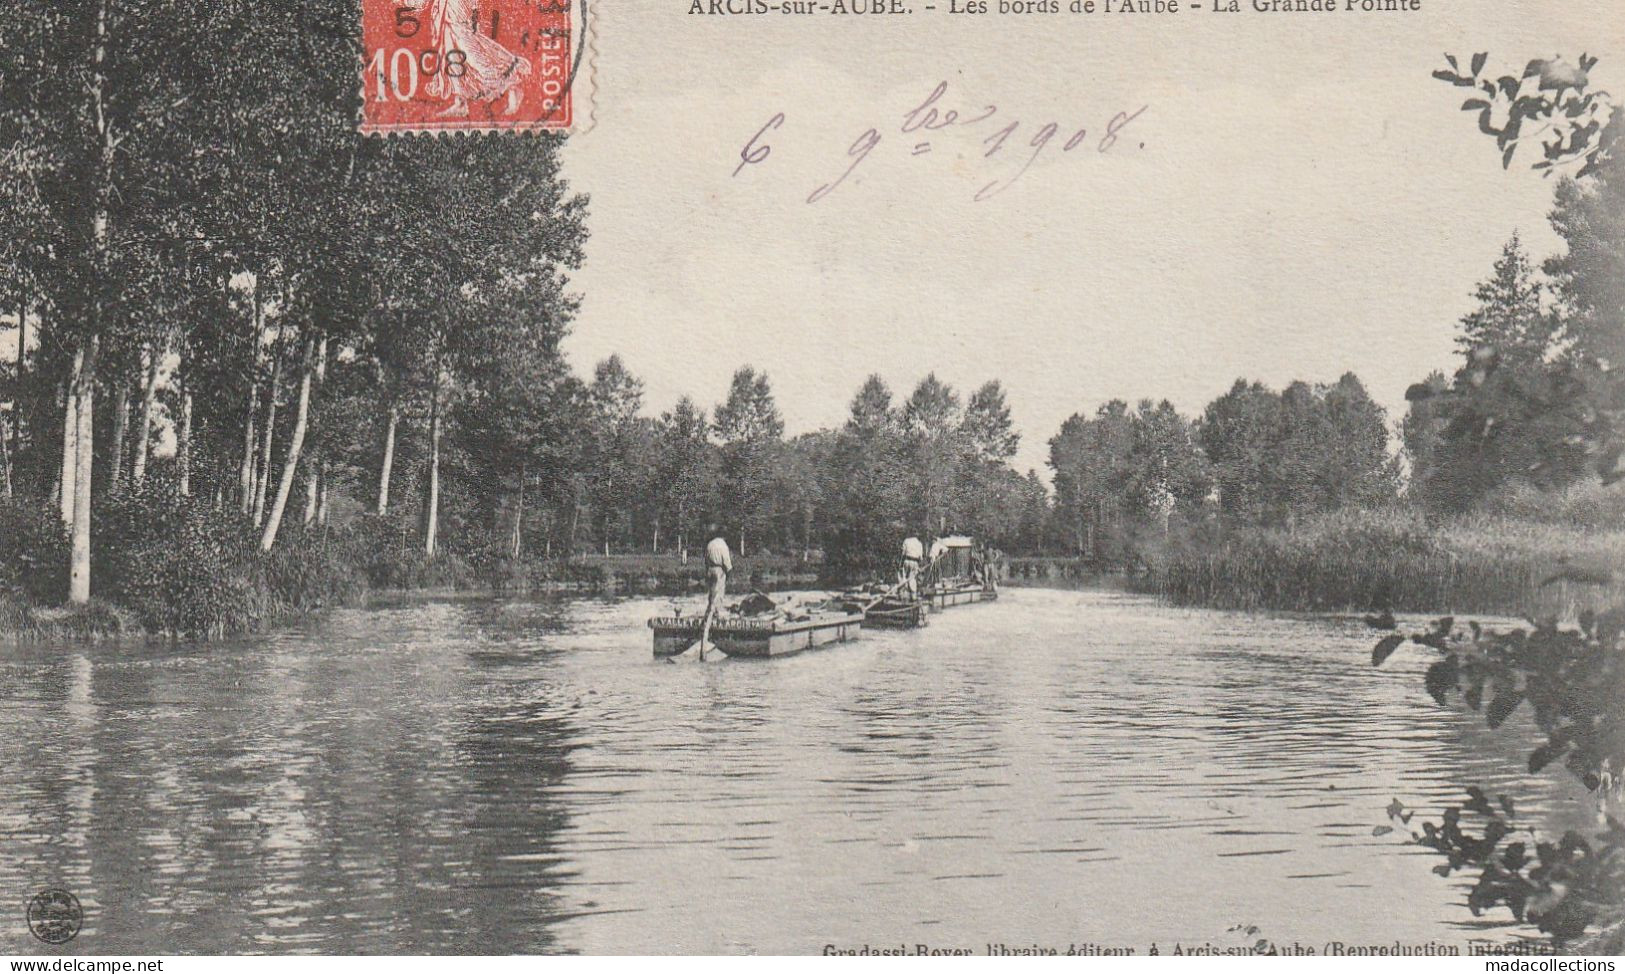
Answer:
60;358;81;526
239;285;263;512
376;404;397;515
317;460;330;527
131;348;159;485
511;463;525;560
11;296;23;491
568;490;580;554
69;337;98;604
1;410;10;499
108;376;129;489
422;377;442;557
253;350;281;526
260;336;317;552
51;383;63;510
178;391;192;496
68;0;112;603
239;382;258;512
303;461;319;525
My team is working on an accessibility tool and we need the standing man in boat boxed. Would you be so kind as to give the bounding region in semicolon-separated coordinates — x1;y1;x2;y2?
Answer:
900;534;924;600
698;526;733;660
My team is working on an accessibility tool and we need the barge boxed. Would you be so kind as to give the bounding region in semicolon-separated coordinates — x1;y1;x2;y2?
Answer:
648;607;863;658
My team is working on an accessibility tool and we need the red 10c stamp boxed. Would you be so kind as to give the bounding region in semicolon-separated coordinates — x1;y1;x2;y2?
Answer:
360;0;579;134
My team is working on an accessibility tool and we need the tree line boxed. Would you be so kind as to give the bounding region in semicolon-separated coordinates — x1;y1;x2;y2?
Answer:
0;0;587;603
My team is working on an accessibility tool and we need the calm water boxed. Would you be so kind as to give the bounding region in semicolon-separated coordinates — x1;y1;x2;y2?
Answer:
0;589;1599;954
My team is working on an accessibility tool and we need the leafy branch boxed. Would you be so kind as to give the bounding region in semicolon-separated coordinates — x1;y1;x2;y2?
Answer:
1434;52;1615;177
1373;605;1625;943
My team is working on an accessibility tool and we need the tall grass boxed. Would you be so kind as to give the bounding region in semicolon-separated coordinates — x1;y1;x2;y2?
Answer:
1150;507;1624;617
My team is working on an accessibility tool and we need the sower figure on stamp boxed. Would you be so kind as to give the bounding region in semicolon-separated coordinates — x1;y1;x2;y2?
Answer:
425;0;532;118
697;527;733;660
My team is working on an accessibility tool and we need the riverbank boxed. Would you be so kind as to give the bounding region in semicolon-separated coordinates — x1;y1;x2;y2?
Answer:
0;489;830;642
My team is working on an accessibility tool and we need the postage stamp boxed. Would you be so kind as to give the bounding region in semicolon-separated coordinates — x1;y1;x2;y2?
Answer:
359;0;585;134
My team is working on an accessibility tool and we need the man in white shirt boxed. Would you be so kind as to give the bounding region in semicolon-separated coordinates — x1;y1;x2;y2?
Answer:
698;530;733;659
900;535;924;599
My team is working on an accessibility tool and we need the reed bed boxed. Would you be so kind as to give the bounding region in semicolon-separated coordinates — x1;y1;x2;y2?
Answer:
1150;508;1624;618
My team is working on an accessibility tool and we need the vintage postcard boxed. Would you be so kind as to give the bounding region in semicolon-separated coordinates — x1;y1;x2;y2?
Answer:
1;0;1622;963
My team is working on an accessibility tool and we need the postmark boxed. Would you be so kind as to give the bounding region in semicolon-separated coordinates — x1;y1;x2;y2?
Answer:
26;889;83;945
360;0;589;134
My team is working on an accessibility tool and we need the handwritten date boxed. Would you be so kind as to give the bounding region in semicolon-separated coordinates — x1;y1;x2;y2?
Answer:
735;81;1148;203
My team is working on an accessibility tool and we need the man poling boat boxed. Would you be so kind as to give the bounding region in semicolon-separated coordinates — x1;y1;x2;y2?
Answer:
645;526;999;658
697;528;732;660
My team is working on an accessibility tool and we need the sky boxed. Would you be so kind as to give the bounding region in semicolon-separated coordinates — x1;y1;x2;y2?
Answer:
557;0;1621;479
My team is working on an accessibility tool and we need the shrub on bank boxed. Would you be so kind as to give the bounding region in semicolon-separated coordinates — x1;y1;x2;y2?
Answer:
339;514;480;591
263;523;369;612
94;480;274;635
0;499;69;604
91;481;370;636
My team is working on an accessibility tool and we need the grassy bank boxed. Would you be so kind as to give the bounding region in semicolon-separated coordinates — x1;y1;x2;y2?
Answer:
1146;508;1624;617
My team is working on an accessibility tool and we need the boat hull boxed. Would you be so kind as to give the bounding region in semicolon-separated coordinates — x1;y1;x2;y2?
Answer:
861;600;928;629
921;584;997;610
648;613;863;658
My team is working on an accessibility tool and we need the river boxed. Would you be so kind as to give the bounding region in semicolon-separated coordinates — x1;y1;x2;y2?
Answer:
0;588;1597;954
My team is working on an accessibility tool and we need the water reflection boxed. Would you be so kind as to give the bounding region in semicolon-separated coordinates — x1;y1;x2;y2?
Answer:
0;590;1599;954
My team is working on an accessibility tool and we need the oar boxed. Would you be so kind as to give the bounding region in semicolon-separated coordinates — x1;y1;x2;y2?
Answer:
860;574;914;612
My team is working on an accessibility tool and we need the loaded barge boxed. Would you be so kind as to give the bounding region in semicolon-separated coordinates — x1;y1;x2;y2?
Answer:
647;535;998;655
649;603;863;658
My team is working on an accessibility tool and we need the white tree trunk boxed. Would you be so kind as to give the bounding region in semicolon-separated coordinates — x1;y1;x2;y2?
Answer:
239;285;263;512
260;336;317;552
317;461;330;526
11;296;24;492
511;465;525;560
253;352;281;526
69;338;98;604
376;405;397;515
1;411;11;499
303;462;319;525
239;382;257;512
70;0;112;603
423;384;442;557
108;377;128;488
59;363;80;526
178;391;192;496
131;349;159;484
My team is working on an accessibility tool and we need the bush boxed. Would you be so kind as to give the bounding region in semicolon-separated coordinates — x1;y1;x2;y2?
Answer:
336;513;478;590
93;480;272;636
263;523;369;612
1479;478;1625;532
0;499;69;604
